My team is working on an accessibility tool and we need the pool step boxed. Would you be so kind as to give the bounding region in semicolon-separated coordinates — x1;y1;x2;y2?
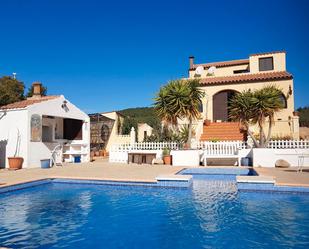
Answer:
156;175;193;187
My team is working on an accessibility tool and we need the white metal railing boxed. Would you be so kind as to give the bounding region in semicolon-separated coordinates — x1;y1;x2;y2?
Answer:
267;140;309;149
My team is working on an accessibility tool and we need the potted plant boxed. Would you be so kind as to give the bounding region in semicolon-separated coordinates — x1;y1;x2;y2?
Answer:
8;129;23;170
203;119;211;126
162;148;172;165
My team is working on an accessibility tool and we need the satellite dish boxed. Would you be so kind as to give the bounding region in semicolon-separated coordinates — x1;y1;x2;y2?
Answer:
195;66;204;76
208;66;216;75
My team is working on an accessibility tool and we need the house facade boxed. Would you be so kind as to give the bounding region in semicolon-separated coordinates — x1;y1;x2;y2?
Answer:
0;82;90;168
137;123;153;142
186;51;299;141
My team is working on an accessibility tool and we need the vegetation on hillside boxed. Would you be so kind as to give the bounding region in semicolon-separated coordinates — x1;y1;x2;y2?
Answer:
297;106;309;127
119;107;161;135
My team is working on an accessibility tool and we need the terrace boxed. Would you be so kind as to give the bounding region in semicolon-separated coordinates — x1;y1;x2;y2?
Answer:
1;159;309;189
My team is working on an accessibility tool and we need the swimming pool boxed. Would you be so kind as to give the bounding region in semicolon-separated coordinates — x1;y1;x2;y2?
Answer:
0;179;308;248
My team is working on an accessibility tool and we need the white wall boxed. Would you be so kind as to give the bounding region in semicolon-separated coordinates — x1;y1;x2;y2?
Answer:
0;109;28;168
138;123;153;142
27;96;90;167
252;148;309;167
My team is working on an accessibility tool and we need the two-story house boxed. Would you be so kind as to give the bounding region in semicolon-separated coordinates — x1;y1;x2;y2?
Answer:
187;51;299;141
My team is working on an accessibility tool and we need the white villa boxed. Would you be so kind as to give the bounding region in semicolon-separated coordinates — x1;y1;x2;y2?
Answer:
0;82;90;168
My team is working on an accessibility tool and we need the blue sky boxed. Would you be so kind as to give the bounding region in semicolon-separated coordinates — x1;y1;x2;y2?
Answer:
0;0;308;113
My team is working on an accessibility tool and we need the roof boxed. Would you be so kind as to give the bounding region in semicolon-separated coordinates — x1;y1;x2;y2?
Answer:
0;96;60;110
89;113;115;122
190;59;249;70
199;71;293;86
250;51;286;56
190;51;286;70
100;111;126;117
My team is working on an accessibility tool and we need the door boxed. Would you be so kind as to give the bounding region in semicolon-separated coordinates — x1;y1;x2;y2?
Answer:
213;90;236;122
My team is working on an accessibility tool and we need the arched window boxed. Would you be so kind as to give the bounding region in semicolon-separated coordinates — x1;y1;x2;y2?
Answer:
198;102;203;113
279;94;287;108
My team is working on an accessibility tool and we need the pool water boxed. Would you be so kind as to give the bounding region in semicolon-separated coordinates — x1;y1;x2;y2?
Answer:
0;180;309;249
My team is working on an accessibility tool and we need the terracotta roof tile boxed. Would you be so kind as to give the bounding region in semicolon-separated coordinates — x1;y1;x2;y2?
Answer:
0;96;60;110
191;59;249;70
199;71;292;86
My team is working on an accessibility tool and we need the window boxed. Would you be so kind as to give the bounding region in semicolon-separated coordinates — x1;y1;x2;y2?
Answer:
233;69;249;74
143;131;147;140
63;118;83;140
259;57;274;71
198;102;203;113
42;126;53;142
279;94;287;108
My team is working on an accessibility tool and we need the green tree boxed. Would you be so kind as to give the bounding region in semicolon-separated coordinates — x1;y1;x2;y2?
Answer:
26;84;47;97
154;79;204;145
229;85;285;148
297;106;309;127
0;76;25;106
119;107;161;135
122;117;138;135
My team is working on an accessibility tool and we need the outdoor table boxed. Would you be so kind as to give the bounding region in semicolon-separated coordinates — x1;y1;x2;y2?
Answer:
128;152;157;164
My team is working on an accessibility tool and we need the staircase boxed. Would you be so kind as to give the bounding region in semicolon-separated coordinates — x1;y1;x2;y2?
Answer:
200;122;246;141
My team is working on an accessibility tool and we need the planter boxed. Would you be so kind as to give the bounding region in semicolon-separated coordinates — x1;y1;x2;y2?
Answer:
170;150;200;167
293;111;299;117
163;155;172;165
8;157;24;170
183;143;190;149
203;119;211;126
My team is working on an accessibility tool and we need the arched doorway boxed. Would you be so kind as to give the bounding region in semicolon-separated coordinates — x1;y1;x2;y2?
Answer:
213;90;237;122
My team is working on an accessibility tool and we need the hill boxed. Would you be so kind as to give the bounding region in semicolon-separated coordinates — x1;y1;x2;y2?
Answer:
118;107;161;134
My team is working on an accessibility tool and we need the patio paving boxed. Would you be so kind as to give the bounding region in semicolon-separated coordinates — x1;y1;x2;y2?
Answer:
0;159;184;187
1;159;309;188
254;167;309;187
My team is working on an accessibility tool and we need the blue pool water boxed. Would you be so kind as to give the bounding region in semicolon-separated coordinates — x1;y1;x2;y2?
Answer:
0;180;309;249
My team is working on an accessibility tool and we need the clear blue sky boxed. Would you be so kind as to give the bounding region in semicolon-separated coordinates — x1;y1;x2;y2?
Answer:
0;0;308;113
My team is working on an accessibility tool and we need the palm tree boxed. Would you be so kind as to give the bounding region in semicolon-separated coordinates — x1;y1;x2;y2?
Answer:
229;85;285;148
154;79;204;145
252;85;285;147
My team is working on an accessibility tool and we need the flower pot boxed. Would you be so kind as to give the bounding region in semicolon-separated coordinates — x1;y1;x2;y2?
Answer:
163;155;172;165
183;143;190;149
204;119;211;126
99;150;104;157
293;111;299;117
8;157;24;170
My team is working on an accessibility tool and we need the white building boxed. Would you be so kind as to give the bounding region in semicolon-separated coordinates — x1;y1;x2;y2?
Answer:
0;82;90;168
137;123;153;142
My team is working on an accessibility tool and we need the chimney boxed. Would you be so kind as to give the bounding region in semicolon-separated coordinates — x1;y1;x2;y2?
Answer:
189;56;195;69
32;82;42;99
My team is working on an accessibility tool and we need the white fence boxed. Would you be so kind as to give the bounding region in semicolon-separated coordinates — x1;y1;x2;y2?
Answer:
109;140;309;165
194;141;247;151
267;140;309;149
109;142;180;163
